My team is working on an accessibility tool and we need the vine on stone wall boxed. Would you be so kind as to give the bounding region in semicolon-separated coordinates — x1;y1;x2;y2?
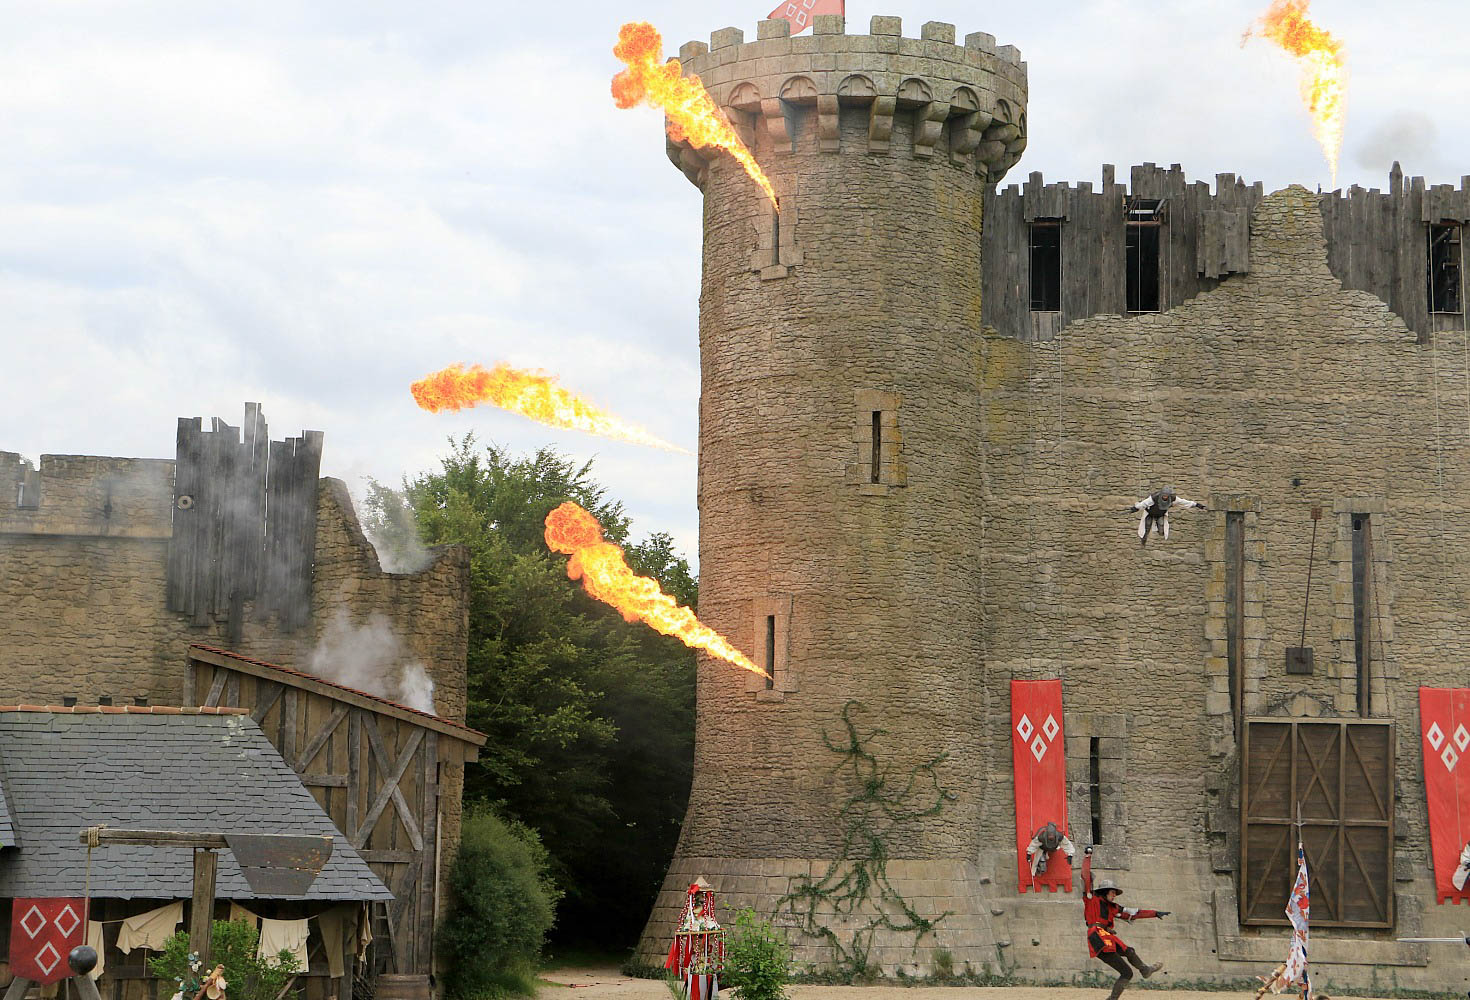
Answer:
778;700;958;978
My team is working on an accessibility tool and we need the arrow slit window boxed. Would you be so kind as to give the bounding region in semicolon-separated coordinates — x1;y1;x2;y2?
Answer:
1126;199;1164;313
1352;515;1374;717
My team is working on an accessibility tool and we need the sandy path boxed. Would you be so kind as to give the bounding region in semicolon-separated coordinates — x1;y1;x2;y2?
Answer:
537;967;1395;999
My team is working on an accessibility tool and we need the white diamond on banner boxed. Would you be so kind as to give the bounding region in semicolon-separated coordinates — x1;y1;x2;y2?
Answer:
1031;735;1047;762
35;942;61;977
1043;714;1060;741
53;904;81;938
1428;723;1446;750
1456;725;1470;753
1444;746;1460;772
20;905;46;939
1016;715;1034;742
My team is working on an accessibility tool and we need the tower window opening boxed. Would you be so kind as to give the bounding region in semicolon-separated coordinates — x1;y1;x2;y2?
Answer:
771;201;781;267
1225;512;1245;736
1089;736;1103;845
1428;223;1462;314
1126;198;1163;313
1029;219;1062;312
870;411;882;484
764;615;776;690
1352;514;1374;717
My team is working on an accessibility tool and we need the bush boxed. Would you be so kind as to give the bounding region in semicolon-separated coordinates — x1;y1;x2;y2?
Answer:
437;809;562;999
149;920;301;1000
721;909;791;1000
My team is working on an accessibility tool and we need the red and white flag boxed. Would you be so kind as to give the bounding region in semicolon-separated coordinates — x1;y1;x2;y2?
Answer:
766;0;844;35
1420;688;1470;902
10;898;87;985
1282;845;1310;992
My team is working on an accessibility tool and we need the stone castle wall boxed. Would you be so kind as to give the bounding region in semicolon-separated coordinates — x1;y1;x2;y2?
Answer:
973;184;1470;992
0;451;470;853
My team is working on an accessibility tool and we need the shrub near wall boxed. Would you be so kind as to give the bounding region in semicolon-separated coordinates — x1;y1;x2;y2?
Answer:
437;810;561;999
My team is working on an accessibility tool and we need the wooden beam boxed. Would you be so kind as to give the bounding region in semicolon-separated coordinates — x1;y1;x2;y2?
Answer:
296;705;350;772
191;849;219;968
82;828;229;849
357;720;425;852
4;977;34;1000
187;648;484;748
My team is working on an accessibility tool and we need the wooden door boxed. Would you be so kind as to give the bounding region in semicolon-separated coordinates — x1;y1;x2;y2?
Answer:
1240;719;1394;928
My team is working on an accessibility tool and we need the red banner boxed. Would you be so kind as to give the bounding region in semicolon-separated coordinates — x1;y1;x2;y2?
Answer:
1012;679;1071;892
1420;688;1470;903
766;0;844;35
10;898;86;984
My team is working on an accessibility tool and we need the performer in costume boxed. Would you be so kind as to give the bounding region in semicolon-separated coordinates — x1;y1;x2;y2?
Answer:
1454;841;1470;892
1125;487;1206;546
1082;846;1168;999
1027;821;1076;877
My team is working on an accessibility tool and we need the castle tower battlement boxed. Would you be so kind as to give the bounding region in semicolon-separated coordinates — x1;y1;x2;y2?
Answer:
636;13;1027;979
665;15;1027;193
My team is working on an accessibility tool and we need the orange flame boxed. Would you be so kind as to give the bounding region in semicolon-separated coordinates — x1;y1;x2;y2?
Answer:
411;362;689;454
545;501;766;678
612;21;778;209
1245;0;1347;184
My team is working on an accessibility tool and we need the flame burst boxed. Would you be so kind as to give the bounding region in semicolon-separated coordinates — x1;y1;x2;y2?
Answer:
612;21;778;209
1246;0;1348;184
545;501;767;678
412;362;689;454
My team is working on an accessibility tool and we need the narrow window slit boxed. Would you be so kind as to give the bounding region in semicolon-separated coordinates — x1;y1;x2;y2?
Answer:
1089;737;1103;845
1352;515;1373;717
772;200;781;267
1126;198;1164;313
1226;512;1245;735
870;412;883;484
764;614;776;690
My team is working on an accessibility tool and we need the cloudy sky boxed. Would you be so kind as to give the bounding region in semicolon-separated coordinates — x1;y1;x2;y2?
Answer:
1;0;1466;565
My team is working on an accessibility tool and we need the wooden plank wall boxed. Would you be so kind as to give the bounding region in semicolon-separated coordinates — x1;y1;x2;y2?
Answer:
194;661;444;978
1322;164;1470;344
166;407;323;636
982;164;1265;342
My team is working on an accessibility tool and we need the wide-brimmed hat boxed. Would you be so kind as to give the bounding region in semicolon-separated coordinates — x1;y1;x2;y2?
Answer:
1094;879;1122;895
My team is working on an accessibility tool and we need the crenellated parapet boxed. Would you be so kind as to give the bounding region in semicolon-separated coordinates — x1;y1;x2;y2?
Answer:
665;15;1027;188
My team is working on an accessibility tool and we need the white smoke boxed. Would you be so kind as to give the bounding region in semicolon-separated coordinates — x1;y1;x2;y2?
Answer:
355;479;435;575
1354;112;1440;176
309;609;437;714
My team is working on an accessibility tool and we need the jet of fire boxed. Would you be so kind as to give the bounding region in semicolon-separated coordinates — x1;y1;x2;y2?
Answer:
545;501;767;678
1245;0;1348;184
411;362;689;455
612;21;779;209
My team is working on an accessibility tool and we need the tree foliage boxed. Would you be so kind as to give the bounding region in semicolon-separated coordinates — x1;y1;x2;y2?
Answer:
437;810;560;998
722;910;793;1000
369;436;697;949
149;921;300;1000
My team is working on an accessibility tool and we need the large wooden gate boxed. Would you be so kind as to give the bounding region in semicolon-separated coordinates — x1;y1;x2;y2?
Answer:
1240;718;1395;928
187;646;484;976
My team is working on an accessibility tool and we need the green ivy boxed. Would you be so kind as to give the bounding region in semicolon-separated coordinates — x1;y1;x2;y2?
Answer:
777;701;957;979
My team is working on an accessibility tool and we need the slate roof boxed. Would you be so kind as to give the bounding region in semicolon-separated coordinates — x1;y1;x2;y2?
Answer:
0;709;392;901
0;758;15;850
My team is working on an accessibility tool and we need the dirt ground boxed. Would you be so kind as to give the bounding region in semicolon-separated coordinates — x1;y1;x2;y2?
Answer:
536;967;1403;999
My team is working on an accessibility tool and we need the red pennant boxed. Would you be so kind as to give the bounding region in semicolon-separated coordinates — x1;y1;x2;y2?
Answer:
1420;688;1470;903
10;898;87;984
766;0;844;35
1012;680;1072;893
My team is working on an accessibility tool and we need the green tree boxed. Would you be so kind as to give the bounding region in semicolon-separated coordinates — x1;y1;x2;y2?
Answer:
370;436;697;949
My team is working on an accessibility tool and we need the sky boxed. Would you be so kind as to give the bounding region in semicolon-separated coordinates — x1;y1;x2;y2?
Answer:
1;0;1467;567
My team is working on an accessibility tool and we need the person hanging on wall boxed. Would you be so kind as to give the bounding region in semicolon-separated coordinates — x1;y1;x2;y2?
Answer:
1027;820;1076;877
1453;841;1470;892
1124;486;1207;546
1082;845;1169;999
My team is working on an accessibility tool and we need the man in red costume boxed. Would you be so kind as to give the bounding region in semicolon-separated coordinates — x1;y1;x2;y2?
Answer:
1082;846;1168;998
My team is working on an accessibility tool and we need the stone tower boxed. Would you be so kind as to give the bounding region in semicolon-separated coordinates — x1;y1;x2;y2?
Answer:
636;15;1027;974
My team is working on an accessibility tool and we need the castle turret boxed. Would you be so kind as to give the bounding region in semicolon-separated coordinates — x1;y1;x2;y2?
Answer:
636;15;1027;976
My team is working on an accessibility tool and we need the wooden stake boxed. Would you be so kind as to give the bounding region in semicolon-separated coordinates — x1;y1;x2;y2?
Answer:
191;850;219;969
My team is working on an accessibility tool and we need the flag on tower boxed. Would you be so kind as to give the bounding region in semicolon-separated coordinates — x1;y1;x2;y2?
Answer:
766;0;844;35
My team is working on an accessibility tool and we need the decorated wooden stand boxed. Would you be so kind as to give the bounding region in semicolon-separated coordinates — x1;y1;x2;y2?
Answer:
664;879;724;1000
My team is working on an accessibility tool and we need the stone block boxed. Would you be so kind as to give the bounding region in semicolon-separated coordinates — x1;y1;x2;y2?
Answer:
757;18;791;40
870;15;901;36
921;21;956;43
710;26;744;49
